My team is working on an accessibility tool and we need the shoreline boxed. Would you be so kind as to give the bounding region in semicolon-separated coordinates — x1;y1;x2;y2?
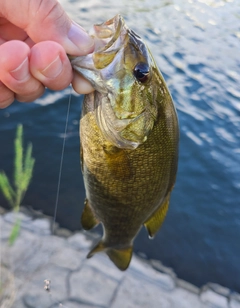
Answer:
0;207;240;308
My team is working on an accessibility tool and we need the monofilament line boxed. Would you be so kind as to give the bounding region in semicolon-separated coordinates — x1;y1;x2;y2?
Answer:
52;87;72;235
0;216;1;283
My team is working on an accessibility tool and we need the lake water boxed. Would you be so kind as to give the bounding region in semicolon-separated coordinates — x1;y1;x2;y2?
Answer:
0;0;240;292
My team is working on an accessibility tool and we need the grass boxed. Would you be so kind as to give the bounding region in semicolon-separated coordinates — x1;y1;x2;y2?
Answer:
0;124;35;245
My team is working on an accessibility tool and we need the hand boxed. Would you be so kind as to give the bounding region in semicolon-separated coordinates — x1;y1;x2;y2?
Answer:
0;0;94;109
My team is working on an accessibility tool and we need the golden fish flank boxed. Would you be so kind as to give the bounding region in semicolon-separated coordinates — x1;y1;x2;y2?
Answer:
71;15;179;270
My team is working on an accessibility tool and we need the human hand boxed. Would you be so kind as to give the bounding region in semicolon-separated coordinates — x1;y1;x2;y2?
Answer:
0;0;94;108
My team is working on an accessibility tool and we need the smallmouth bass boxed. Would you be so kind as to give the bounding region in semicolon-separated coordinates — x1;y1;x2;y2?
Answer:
71;15;179;270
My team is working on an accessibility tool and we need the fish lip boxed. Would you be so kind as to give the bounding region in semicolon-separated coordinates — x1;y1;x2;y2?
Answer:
70;14;125;61
91;14;125;53
70;15;128;93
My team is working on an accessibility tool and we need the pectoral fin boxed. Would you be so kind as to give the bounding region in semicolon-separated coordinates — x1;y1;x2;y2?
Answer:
144;193;171;238
103;143;133;180
81;199;99;230
87;240;133;271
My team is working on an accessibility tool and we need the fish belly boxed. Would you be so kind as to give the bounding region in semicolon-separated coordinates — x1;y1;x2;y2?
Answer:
80;92;178;247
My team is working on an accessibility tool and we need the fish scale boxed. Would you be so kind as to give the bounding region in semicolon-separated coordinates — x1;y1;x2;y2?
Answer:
71;15;179;270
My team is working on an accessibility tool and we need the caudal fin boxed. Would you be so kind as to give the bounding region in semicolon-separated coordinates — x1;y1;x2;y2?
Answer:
87;240;133;271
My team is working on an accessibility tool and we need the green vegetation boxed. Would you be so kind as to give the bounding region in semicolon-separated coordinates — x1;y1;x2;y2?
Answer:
0;124;35;245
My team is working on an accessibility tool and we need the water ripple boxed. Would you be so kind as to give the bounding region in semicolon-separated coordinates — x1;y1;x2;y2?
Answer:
0;0;239;291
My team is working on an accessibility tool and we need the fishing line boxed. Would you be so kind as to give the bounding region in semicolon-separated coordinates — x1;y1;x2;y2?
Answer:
0;217;1;283
52;86;72;235
44;86;73;308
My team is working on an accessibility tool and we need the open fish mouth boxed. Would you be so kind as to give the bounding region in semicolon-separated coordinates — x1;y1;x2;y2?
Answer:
71;15;157;149
71;15;130;90
90;14;126;67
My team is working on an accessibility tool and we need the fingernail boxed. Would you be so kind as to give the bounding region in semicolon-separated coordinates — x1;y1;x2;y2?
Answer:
67;22;94;56
10;58;29;81
41;56;63;78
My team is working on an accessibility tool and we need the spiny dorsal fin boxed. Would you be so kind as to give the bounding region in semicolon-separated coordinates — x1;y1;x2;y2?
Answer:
81;199;99;230
87;240;133;271
144;193;171;238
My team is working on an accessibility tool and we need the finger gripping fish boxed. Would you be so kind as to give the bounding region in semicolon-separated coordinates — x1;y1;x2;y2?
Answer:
71;15;179;270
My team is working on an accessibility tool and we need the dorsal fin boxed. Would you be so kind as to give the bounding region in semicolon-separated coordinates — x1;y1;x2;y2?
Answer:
144;192;171;238
81;199;99;230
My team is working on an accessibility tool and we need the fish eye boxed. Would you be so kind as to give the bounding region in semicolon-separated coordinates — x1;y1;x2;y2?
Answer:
133;62;150;83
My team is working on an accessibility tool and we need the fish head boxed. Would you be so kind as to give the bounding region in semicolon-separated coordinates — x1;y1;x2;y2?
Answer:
71;15;160;149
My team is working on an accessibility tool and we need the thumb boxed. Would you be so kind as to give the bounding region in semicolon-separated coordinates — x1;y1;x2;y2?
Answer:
1;0;94;56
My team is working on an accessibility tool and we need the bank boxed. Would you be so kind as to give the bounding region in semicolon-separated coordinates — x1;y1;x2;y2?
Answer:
0;207;239;308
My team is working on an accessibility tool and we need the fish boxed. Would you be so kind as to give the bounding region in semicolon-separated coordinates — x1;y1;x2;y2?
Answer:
70;14;179;270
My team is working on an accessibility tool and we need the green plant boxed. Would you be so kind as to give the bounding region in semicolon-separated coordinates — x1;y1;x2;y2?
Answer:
0;124;35;244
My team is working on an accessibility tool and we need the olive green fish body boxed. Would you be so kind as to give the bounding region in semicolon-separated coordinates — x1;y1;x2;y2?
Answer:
71;15;179;270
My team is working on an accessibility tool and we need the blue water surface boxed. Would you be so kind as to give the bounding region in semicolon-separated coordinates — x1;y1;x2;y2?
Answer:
0;0;239;291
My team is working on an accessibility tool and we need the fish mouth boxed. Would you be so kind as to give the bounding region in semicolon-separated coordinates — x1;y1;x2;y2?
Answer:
89;15;147;71
70;15;128;93
71;15;153;150
71;15;127;69
90;14;128;70
92;15;125;52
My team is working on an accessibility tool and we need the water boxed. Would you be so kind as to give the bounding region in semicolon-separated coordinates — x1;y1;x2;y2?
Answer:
0;0;240;291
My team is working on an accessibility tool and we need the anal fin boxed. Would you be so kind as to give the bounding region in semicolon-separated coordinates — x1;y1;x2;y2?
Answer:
87;240;133;271
144;193;171;238
81;199;99;230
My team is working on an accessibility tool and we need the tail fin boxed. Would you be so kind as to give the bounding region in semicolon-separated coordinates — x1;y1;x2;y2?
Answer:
87;240;133;271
